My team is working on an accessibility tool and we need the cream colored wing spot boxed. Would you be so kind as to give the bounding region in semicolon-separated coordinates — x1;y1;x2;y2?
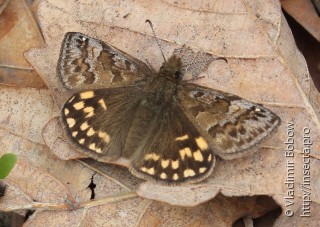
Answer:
86;127;96;136
141;167;155;175
175;134;189;141
148;168;155;175
89;143;96;151
96;147;102;153
208;154;212;162
183;169;196;178
161;159;170;169
73;101;85;110
98;131;110;143
72;131;78;137
160;172;167;179
66;118;76;128
80;91;94;99
193;150;204;162
144;153;160;161
195;137;209;150
173;173;179;181
199;167;207;173
64;108;69;115
98;99;107;110
171;160;179;169
84;106;94;118
68;96;75;103
79;138;85;144
80;122;89;131
179;147;192;160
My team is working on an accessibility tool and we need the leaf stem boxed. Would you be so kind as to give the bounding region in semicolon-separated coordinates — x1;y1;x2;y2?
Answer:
2;191;138;212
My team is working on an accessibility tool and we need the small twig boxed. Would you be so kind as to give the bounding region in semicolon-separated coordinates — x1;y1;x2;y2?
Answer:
2;191;138;212
79;191;138;209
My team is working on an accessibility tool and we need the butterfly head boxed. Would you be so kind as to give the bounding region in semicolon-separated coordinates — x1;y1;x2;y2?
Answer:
159;55;183;81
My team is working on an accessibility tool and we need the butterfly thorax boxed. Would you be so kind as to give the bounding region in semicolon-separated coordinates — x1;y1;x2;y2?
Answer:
143;55;183;105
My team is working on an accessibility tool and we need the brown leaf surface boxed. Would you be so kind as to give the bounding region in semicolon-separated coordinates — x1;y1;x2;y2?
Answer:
0;0;44;69
281;0;320;41
0;0;9;15
0;67;47;89
0;0;318;226
0;159;74;212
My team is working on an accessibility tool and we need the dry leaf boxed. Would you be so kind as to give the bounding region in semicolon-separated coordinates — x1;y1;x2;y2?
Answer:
0;0;9;15
0;0;43;69
0;0;318;226
281;0;320;41
0;66;47;89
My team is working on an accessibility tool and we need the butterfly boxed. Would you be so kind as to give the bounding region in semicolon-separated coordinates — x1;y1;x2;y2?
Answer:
58;32;281;185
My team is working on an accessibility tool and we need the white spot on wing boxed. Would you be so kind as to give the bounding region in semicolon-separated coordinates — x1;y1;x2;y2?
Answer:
195;137;208;150
160;172;167;179
171;160;179;169
64;108;69;115
84;106;94;118
80;122;89;131
80;91;94;99
175;134;189;141
73;101;85;110
98;131;110;143
79;138;85;144
161;160;169;168
86;128;96;136
66;118;75;128
99;99;107;110
144;153;160;161
193;150;204;162
72;131;78;137
199;167;207;173
183;169;196;178
173;173;179;180
179;147;192;160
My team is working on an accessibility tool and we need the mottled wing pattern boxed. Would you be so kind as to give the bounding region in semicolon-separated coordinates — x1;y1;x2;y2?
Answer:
129;104;215;184
173;46;218;78
178;84;281;160
58;32;153;90
60;87;144;161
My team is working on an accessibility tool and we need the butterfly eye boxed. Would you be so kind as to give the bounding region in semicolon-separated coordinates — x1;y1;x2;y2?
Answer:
174;71;182;80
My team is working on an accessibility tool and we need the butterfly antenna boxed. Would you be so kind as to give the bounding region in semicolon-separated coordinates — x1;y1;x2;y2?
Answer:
146;19;166;62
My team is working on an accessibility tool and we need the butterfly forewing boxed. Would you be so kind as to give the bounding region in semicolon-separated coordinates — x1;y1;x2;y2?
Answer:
178;84;281;160
61;87;144;161
58;32;153;90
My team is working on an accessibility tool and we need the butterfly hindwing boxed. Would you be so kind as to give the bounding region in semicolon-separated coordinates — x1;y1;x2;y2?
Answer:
61;87;144;161
178;83;281;160
129;103;215;184
58;32;153;90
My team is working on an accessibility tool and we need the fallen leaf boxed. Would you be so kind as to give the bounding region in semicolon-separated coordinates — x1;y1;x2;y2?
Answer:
0;67;47;88
281;0;320;41
0;0;9;15
0;0;318;226
0;0;44;69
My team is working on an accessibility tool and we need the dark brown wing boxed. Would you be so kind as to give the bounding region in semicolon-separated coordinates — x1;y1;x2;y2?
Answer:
58;32;153;90
60;87;144;161
177;83;281;160
128;103;215;185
